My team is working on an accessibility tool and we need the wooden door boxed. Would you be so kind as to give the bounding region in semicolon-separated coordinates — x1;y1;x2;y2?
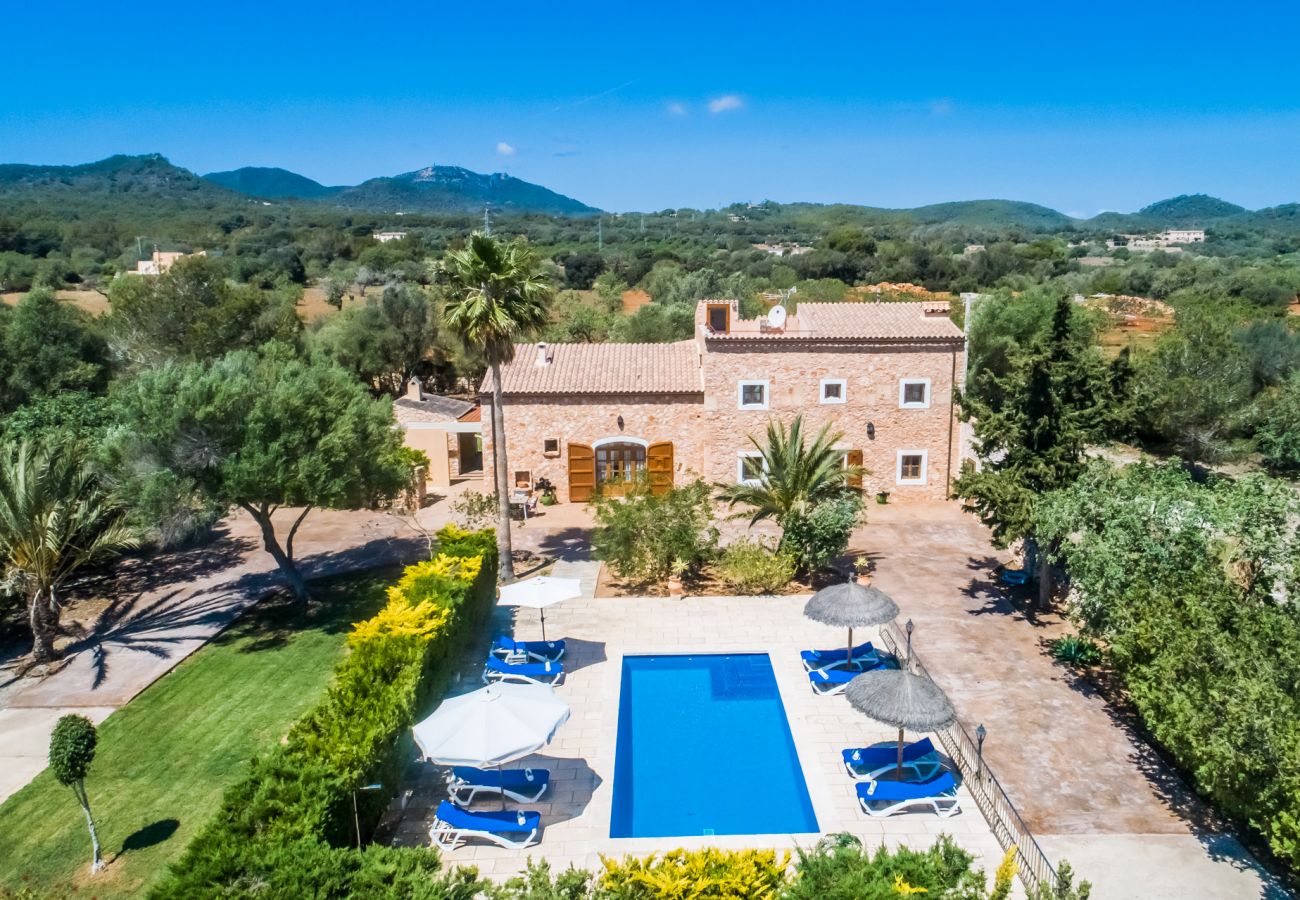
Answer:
568;444;595;502
647;442;674;496
845;449;864;490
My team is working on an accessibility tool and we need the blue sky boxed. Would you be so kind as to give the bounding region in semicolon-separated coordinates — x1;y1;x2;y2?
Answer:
3;1;1298;214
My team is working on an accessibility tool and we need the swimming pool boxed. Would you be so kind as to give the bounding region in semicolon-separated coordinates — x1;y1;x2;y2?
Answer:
610;653;819;838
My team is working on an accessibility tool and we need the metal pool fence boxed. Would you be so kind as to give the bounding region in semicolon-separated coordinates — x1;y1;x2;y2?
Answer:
879;621;1058;894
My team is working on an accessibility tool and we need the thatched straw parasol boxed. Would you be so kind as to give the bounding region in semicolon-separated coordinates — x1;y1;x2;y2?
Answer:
803;576;899;670
845;668;956;777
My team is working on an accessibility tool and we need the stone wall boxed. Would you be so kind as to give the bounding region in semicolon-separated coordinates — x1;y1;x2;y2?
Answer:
483;338;963;503
699;340;963;500
482;393;709;502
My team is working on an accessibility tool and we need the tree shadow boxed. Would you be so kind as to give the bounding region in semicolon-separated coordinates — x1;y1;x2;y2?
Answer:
533;527;594;562
960;555;1061;628
119;818;180;854
59;588;264;690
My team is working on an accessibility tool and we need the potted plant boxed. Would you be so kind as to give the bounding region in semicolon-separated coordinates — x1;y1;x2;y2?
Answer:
667;557;687;598
535;477;557;506
875;490;890;505
853;556;873;586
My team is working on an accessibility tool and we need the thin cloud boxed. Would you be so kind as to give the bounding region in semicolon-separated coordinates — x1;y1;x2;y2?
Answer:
496;141;516;156
930;99;954;117
666;101;688;117
708;94;744;114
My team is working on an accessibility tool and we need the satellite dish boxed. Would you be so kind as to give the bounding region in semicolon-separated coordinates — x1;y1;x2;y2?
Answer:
768;304;788;329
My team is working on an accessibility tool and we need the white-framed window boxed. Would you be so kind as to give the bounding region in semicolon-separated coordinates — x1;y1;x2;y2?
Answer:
819;378;847;404
738;379;769;410
896;450;928;485
737;451;767;485
898;378;931;409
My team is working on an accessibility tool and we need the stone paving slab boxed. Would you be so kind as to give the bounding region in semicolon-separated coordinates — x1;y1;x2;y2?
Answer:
390;593;1013;889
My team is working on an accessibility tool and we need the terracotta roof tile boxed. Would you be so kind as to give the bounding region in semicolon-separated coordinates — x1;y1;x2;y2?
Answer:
489;342;702;395
394;393;475;424
708;301;963;342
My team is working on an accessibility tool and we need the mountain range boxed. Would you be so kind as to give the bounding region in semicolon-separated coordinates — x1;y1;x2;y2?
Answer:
1;154;1297;232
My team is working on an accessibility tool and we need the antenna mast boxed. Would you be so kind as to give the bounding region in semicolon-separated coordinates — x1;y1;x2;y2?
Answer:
483;204;491;236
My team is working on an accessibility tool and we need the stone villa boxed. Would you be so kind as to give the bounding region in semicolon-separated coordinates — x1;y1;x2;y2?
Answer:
478;299;965;503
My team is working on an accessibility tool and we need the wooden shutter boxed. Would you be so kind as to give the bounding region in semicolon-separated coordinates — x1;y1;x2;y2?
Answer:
647;442;674;496
568;444;595;502
845;449;864;490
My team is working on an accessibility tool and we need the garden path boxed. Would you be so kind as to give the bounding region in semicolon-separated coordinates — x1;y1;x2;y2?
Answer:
855;501;1289;899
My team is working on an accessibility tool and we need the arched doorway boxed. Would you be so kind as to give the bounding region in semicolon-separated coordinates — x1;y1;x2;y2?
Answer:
594;438;647;497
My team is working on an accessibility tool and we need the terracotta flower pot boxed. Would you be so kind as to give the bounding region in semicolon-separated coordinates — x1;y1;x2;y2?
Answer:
856;574;872;587
667;576;684;597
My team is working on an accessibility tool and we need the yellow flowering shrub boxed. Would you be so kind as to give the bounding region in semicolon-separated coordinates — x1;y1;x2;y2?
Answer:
599;848;789;899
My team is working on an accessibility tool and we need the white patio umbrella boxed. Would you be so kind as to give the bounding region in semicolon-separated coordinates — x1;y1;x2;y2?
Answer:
413;683;571;767
498;576;581;641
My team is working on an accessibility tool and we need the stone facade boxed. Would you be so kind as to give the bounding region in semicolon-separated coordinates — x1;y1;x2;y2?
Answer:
483;301;964;503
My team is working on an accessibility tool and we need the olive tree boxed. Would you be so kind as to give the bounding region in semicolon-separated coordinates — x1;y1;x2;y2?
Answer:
111;345;410;601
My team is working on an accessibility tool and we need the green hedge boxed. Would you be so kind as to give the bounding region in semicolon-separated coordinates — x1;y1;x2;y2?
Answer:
150;526;497;898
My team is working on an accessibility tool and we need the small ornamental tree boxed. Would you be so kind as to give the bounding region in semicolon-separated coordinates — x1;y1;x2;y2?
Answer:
49;714;103;874
111;345;410;601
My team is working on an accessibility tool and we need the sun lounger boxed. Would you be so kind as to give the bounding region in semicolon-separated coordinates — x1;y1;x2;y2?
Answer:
801;641;881;673
841;737;944;782
429;800;541;850
491;636;566;663
807;667;859;695
483;655;565;686
446;766;551;806
856;771;960;818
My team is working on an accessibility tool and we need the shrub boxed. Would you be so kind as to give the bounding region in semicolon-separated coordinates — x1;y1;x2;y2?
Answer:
592;480;718;582
1048;634;1102;667
785;834;987;900
599;848;789;899
780;494;863;572
717;539;797;594
152;526;497;898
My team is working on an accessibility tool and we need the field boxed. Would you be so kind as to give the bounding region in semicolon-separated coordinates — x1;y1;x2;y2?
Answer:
1;290;110;316
0;569;392;899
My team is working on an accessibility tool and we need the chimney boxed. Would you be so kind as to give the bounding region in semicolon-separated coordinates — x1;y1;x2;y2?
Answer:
535;342;550;365
406;377;424;401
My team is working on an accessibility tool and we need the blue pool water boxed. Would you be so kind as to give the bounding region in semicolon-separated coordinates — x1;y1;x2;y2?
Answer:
610;653;819;838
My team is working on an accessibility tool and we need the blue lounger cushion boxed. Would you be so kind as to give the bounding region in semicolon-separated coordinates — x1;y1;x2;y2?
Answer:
450;766;550;791
842;738;943;780
435;800;540;834
483;655;564;684
801;642;880;671
807;667;858;694
492;636;566;661
855;772;960;818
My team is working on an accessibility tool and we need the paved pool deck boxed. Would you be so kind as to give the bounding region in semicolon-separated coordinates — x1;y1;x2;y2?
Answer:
390;592;1012;885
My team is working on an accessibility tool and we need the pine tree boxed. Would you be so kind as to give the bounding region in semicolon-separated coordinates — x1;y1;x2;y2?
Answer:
955;296;1118;609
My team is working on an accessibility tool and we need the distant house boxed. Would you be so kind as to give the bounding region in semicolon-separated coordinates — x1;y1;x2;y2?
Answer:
753;242;813;257
134;249;202;275
373;231;409;243
963;244;986;257
1107;229;1204;251
480;299;965;503
394;380;483;487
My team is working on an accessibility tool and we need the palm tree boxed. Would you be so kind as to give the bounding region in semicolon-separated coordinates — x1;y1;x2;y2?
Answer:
717;415;862;525
0;441;138;664
439;233;552;581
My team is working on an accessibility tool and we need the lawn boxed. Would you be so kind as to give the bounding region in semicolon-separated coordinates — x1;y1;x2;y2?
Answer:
0;567;396;899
